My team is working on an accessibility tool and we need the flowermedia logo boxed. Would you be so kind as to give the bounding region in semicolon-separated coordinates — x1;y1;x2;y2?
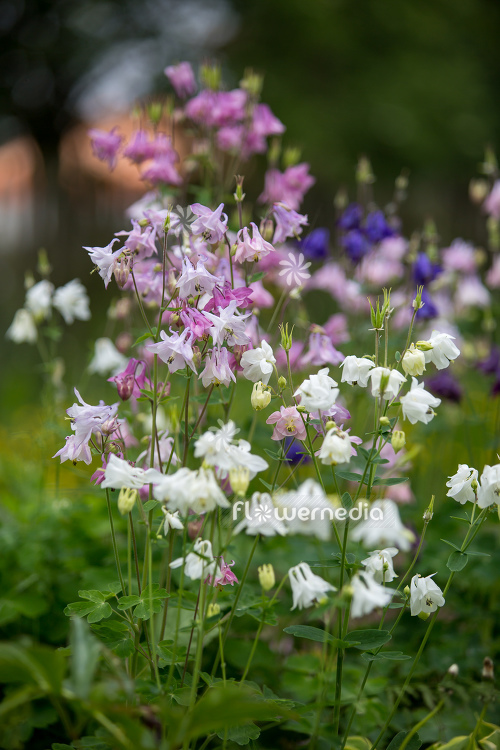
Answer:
232;501;384;524
278;252;311;288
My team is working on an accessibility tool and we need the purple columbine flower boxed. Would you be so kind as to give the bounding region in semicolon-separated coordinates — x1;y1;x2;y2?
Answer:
337;203;363;231
116;220;157;259
164;61;197;98
297;228;330;260
364;210;394;243
88;127;123;170
141;156;182;186
425;371;462;403
272;203;308;244
190;203;228;244
147;329;197;373
342;229;370;264
416;288;439;320
412;252;441;285
123;130;155;163
478;345;500;375
108;358;150;401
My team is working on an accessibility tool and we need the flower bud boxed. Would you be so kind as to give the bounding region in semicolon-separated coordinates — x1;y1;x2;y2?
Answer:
482;657;494;681
356;155;374;185
229;466;250;497
101;417;119;436
283;146;301;169
230;243;238;257
379;416;390;426
278;376;287;390
325;420;336;431
147;101;163;126
296;405;306;413
259;218;274;242
117;488;138;515
402;344;426;376
412;285;424;311
469;178;489;204
403;585;411;597
423;495;434;522
280;323;294;352
114;256;131;288
115;373;135;401
167;269;177;296
418;611;430;621
192;345;202;369
258;564;275;592
391;430;406;454
251;382;271;411
240;69;263;97
233;175;245;202
448;663;459;677
188;518;204;540
207;603;220;618
116;331;132;352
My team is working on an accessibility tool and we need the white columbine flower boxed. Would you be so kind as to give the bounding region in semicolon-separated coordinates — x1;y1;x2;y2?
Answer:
240;340;276;384
318;427;353;465
340;355;375;387
410;574;445;616
400;378;441;425
101;454;148;490
446;464;478;505
170;538;217;580
369;367;406;400
477;464;500;509
25;280;54;321
288;562;336;610
401;344;426;376
421;330;460;370
53;279;91;324
88;337;128;376
194;420;268;479
350;571;393;618
294;368;339;411
275;479;334;541
350;499;415;552
146;466;230;515
361;548;398;584
234;492;287;537
162;508;184;535
6;309;37;344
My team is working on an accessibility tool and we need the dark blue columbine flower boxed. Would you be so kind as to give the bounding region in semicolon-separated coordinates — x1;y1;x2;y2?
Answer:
412;252;441;285
416;288;438;320
297;227;330;260
284;437;310;464
365;210;394;243
425;371;462;403
337;202;363;231
478;346;500;375
342;229;370;263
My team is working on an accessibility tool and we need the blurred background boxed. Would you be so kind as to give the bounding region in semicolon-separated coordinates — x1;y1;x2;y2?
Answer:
2;0;500;413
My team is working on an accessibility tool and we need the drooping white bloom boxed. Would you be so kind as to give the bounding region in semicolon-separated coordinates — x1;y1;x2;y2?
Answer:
368;367;406;400
240;340;276;384
234;492;287;537
350;571;393;618
6;309;37;343
401;345;426;377
88;338;128;376
400;378;441;425
162;508;184;535
204;300;251;347
421;330;460;370
318;427;353;465
446;464;478;505
477;464;500;509
288;562;336;610
199;346;236;388
84;238;122;288
53;279;91;324
194;420;268;478
25;280;54;320
147;328;197;374
294;368;339;411
410;574;445;616
350;499;415;552
361;548;398;584
101;454;148;489
170;538;217;580
146;466;230;515
340;355;374;387
275;479;334;540
175;257;221;299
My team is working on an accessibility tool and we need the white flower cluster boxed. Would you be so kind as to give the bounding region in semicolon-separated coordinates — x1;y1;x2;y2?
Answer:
447;462;500;508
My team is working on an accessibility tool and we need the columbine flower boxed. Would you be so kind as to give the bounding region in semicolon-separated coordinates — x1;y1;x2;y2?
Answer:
194;420;268;479
175;257;220;299
288;562;336;610
54;389;119;464
275;479;334;541
272;203;308;244
146;466;230;515
350;499;415;552
204;300;251;347
108;358;150;401
206;557;238;587
234;492;287;536
88;338;128;376
240;340;276;384
402;344;426;376
190;203;228;244
101;454;147;490
116;220;157;259
235;223;274;263
199;346;236;388
361;548;398;584
251;381;272;410
301;331;344;367
400;378;441;425
446;464;478;504
162;508;184;535
410;574;445;616
84;238;122;288
266;405;307;442
477;464;500;508
369;367;406;400
88;127;123;170
25;280;53;320
294;368;339;412
164;61;197;98
147;329;196;373
350;571;393;618
340;356;375;387
53;279;91;324
420;330;460;370
170;538;217;581
318;426;359;465
6;309;37;344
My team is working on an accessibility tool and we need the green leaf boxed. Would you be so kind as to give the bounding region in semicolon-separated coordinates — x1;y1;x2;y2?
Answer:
248;271;266;283
361;651;411;662
447;550;468;571
259;479;273;491
345;629;391;651
386;730;422;750
341;492;353;510
64;599;112;624
117;584;169;620
143;499;160;512
91;621;134;657
441;538;461;551
0;643;66;694
335;471;365;483
70;619;101;700
372;477;409;486
283;625;354;647
466;550;490;557
133;330;156;346
216;722;261;745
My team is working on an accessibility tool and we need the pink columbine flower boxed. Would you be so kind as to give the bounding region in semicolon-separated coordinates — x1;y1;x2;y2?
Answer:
272;203;308;244
84;238;122;288
116;220;157;259
484;180;500;219
204;299;251;347
266;405;307;442
206;557;238;587
301;331;344;367
164;61;197;98
108;358;150;401
251;103;285;138
147;329;197;373
141;156;182;186
175;257;221;299
259;163;315;210
203;282;254;312
123;130;155;163
88;127;123;170
190;202;228;244
180;307;212;340
54;389;119;464
235;222;275;263
199;346;236;388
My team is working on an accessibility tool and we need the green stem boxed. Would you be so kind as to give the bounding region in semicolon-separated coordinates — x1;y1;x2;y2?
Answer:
399;700;444;750
105;489;126;596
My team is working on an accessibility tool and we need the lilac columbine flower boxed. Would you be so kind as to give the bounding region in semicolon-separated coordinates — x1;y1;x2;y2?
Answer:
203;282;254;312
88;127;123;170
484;180;500;219
251;103;285;137
266;405;307;442
204;299;251;347
147;329;197;373
116;220;157;259
84;238;122;288
190;203;228;244
199;346;236;388
235;222;275;263
206;557;239;587
123;130;155;163
141;156;182;186
259;163;315;210
180;307;212;339
108;358;150;401
272;203;308;244
164;61;197;98
176;257;221;299
301;331;344;367
297;228;330;260
54;389;119;464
